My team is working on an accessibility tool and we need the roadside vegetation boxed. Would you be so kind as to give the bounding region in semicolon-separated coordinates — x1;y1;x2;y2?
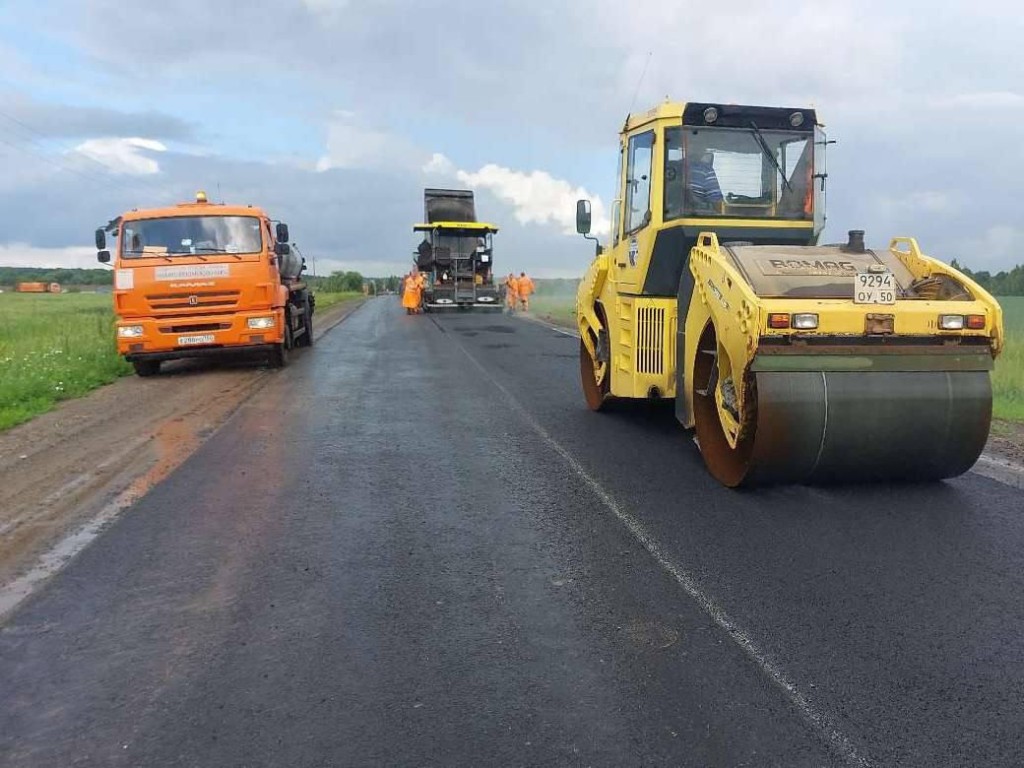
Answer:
530;279;578;327
311;290;364;311
0;289;364;432
0;293;129;431
995;297;1023;421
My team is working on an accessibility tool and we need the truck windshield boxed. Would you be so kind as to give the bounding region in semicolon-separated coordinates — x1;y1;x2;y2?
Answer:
121;216;263;259
664;126;814;221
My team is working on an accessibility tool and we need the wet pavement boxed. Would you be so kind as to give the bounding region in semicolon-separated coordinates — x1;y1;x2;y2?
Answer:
2;297;1023;767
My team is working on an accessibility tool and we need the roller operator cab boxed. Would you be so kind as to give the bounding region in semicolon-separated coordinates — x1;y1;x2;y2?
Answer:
575;102;1004;487
96;192;315;376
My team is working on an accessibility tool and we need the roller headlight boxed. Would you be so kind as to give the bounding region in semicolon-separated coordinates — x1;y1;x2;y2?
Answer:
790;111;805;127
247;316;275;329
938;314;965;330
703;106;719;124
118;325;144;338
791;313;819;329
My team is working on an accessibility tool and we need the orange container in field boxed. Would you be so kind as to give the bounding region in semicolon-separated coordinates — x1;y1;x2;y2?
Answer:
15;282;48;293
96;191;315;377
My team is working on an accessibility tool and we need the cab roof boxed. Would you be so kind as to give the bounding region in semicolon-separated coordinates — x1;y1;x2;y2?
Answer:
622;101;817;134
413;221;499;233
121;200;269;222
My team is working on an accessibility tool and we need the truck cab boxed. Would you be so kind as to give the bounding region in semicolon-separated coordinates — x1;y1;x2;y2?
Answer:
96;192;313;375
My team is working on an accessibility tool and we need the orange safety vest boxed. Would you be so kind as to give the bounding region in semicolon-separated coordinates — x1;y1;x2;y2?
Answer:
402;275;424;309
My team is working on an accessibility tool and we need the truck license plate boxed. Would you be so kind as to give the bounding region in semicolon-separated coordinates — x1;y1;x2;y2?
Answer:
177;334;215;346
854;271;896;304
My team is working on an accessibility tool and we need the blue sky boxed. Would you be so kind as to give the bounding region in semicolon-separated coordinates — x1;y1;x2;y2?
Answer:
1;0;1022;277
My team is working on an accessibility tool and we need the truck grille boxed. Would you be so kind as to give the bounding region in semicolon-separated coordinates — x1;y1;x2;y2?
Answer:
636;306;665;374
146;290;240;313
158;322;232;333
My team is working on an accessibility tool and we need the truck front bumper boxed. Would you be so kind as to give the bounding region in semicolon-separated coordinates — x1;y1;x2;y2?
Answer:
117;309;284;359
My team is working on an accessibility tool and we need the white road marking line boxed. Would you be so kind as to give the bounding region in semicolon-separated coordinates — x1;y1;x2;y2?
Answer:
0;483;143;620
452;335;872;768
515;313;580;338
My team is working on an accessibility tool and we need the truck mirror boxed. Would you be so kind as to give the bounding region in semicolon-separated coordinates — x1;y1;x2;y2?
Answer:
97;250;111;264
95;228;106;250
576;199;592;235
275;242;291;256
276;222;289;243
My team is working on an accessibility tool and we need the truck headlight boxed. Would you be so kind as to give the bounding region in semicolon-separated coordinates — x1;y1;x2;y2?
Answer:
247;316;275;329
117;325;144;338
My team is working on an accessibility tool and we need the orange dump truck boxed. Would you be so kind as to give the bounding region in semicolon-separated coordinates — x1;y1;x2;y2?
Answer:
96;191;314;376
16;282;61;293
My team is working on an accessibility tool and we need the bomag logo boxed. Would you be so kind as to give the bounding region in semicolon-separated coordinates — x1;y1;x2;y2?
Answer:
759;259;859;277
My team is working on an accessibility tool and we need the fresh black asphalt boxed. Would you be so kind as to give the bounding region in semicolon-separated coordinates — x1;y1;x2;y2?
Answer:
1;297;1023;767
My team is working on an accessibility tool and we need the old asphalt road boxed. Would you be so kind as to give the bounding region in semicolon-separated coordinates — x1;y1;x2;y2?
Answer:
2;297;1024;767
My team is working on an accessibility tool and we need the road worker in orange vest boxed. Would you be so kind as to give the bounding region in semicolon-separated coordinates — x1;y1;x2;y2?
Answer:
402;269;425;314
517;271;535;311
504;273;519;314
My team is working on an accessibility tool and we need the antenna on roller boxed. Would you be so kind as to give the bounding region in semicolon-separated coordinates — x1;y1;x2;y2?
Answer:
627;51;653;116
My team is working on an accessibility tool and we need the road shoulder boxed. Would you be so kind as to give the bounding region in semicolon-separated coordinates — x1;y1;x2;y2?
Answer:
0;298;366;611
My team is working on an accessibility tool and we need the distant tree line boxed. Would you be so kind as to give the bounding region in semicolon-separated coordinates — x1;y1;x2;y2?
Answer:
0;267;407;295
950;261;1024;296
0;266;113;288
307;272;403;294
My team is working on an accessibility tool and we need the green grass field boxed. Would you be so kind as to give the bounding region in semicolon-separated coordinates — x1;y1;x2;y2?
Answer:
994;296;1024;421
312;290;363;311
0;290;363;432
527;293;576;327
0;293;129;431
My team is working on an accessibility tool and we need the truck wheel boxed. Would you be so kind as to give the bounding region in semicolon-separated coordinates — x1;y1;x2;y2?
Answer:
132;360;161;377
269;320;292;368
301;296;314;347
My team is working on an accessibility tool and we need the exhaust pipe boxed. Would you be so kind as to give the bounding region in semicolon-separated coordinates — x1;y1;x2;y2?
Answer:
844;229;866;254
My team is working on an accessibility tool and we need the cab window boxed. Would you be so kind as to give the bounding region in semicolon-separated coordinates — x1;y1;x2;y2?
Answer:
625;131;654;233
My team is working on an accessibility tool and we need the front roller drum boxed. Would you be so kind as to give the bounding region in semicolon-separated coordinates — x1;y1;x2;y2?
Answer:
580;338;611;411
695;370;993;487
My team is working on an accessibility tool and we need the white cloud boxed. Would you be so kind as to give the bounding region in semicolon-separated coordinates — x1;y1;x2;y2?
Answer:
315;258;409;277
930;92;1024;110
422;152;455;176
456;164;610;237
316;111;424;172
73;137;166;175
301;0;349;20
0;243;98;269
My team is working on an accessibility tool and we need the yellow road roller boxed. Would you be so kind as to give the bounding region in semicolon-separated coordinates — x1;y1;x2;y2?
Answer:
575;101;1004;486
